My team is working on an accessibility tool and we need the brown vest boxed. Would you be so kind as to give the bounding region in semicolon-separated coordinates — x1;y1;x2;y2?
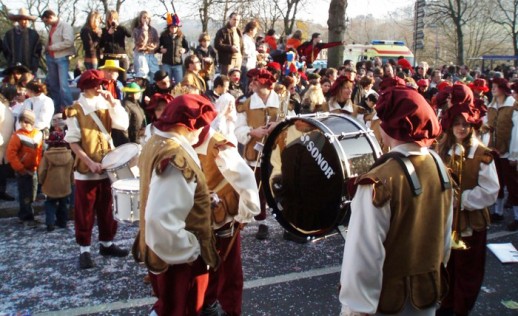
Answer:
64;103;112;174
357;154;452;314
197;132;240;224
487;104;515;155
445;144;493;232
132;133;220;273
237;98;279;161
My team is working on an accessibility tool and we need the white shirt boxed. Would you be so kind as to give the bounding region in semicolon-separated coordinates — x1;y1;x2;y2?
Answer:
242;33;257;70
64;93;129;180
145;129;203;266
18;94;54;131
235;91;280;165
195;128;260;229
509;109;518;163
339;143;453;315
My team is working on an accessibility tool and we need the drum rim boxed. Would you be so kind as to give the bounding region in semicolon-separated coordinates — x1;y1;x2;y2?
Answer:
101;143;140;169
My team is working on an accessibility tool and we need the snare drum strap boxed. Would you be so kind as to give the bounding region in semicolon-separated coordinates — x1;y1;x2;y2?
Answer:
88;111;115;150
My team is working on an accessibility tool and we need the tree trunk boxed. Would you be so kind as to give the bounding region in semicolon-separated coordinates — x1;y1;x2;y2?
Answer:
456;17;464;65
327;0;347;68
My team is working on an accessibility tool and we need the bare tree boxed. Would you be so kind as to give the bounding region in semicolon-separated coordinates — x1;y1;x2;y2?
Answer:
251;0;283;33
427;0;479;65
99;0;127;15
275;0;307;35
489;0;518;65
327;0;346;68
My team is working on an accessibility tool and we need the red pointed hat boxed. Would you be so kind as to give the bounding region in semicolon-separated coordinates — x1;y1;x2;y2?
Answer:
440;83;482;130
376;85;441;147
154;94;217;132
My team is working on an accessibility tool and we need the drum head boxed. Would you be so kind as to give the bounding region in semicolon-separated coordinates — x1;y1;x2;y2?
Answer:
112;178;140;192
101;143;140;170
261;113;381;238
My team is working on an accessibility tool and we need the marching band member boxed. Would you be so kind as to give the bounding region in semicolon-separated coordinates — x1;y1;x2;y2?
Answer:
64;69;129;269
436;83;499;316
196;126;260;316
487;78;518;229
235;68;280;240
134;95;220;315
327;75;359;117
339;79;453;316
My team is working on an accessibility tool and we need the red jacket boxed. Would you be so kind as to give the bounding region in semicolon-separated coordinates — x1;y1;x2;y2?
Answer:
297;40;343;66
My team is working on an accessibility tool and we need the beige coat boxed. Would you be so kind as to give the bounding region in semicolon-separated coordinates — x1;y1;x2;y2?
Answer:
38;147;74;198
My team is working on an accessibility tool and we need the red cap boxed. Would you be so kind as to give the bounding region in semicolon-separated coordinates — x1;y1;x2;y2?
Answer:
397;58;414;75
417;79;429;87
267;62;281;72
468;78;489;93
437;81;453;91
154;94;216;132
77;70;108;91
328;75;354;97
376;85;441;147
440;83;482;130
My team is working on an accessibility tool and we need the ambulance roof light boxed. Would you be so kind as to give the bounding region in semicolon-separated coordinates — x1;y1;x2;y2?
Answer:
371;40;406;46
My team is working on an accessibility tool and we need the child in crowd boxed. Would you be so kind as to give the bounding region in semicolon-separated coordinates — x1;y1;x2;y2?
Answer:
38;131;74;231
6;109;43;227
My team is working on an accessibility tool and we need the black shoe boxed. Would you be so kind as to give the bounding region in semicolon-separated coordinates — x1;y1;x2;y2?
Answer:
283;230;309;244
255;224;269;240
79;252;95;269
46;225;55;232
491;213;504;222
99;244;129;257
0;192;15;201
507;220;518;231
201;301;227;316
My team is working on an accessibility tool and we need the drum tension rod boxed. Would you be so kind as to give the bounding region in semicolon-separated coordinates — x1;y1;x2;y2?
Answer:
325;130;370;141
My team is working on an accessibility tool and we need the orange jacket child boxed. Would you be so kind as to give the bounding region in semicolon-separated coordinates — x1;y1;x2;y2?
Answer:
6;112;43;174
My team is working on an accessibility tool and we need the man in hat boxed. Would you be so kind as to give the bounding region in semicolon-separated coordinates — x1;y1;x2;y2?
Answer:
3;8;42;74
120;82;146;144
214;12;244;76
134;94;220;315
181;55;206;94
99;59;125;100
64;69;129;269
339;77;453;316
41;10;75;111
235;68;280;240
143;70;173;106
159;13;189;86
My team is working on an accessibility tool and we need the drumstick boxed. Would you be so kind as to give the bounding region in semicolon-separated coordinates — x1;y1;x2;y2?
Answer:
222;223;245;261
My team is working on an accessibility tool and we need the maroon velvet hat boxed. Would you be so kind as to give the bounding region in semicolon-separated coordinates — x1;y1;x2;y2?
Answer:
440;83;482;130
154;94;217;132
378;76;406;92
77;70;108;91
248;68;276;87
491;77;512;96
327;75;354;97
147;93;175;111
376;85;441;147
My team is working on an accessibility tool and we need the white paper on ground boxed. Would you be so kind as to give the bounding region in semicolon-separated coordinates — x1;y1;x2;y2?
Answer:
487;243;518;263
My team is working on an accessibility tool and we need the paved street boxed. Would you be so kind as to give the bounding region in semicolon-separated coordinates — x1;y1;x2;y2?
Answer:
1;178;518;315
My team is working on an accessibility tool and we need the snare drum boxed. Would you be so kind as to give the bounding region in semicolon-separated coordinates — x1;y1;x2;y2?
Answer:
112;178;140;223
261;113;382;238
101;143;140;182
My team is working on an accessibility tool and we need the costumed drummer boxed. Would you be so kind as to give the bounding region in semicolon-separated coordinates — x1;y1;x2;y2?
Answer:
195;126;260;315
339;77;454;316
436;83;499;316
235;68;280;240
133;95;220;316
64;69;130;270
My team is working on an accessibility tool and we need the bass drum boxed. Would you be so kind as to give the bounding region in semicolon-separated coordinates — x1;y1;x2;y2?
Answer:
261;113;382;238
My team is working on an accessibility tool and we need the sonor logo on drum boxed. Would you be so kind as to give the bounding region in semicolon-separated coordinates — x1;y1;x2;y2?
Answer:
300;134;336;179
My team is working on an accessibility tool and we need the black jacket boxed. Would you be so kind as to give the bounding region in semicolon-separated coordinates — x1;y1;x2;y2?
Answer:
159;31;189;66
